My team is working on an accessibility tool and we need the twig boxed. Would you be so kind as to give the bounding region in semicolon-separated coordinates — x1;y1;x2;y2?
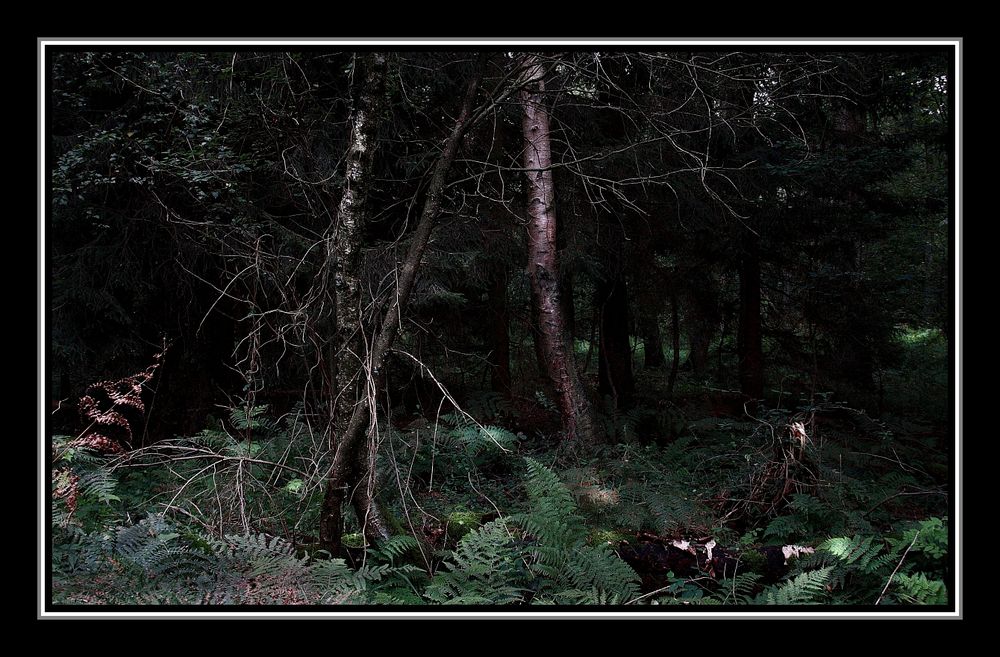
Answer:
875;529;920;605
626;584;674;605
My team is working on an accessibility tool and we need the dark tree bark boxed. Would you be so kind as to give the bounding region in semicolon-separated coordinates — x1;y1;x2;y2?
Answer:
597;275;635;408
738;233;764;400
632;238;666;370
685;270;717;378
716;310;729;387
316;53;392;548
331;53;386;424
667;293;680;397
594;204;634;409
688;331;712;377
640;311;666;369
560;269;576;342
832;100;876;393
319;62;484;554
488;267;512;397
521;55;596;445
528;292;550;380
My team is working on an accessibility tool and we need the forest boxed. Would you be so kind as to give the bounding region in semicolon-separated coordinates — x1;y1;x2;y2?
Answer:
46;46;955;610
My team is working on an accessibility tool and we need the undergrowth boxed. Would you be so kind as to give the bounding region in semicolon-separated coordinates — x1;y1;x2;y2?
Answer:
51;389;950;606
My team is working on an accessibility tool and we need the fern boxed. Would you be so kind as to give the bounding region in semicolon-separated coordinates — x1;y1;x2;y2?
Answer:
891;573;947;605
893;517;948;561
229;404;274;432
425;519;528;604
518;457;587;553
517;458;639;604
464;392;515;423
426;460;641;605
77;469;120;504
754;566;832;605
803;520;949;605
52;514;390;605
368;534;420;564
547;543;640;604
714;572;764;605
819;535;887;573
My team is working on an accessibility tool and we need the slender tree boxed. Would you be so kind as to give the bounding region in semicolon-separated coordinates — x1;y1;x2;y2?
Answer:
319;62;485;553
520;55;597;444
322;52;393;546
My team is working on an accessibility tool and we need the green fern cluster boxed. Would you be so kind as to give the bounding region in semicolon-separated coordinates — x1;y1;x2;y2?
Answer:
426;458;640;605
753;567;834;605
425;519;528;604
786;518;950;605
53;513;414;604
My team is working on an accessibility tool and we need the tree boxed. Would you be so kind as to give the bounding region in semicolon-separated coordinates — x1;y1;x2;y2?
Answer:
318;58;486;553
319;52;393;548
48;48;952;605
520;55;597;445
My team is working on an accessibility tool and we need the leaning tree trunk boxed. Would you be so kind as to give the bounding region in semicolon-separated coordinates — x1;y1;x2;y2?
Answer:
319;63;484;555
332;53;385;424
520;55;597;445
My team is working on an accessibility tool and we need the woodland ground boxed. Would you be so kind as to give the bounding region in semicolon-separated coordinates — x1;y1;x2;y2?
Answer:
50;326;950;606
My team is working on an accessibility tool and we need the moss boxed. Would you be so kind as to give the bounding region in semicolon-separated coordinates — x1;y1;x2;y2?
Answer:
590;528;628;546
342;532;366;549
446;511;482;541
738;548;767;574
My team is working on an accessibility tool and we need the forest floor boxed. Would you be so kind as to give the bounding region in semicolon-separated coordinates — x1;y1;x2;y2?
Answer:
51;328;951;606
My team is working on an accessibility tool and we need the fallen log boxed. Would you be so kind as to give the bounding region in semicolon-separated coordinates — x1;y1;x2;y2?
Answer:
616;531;814;592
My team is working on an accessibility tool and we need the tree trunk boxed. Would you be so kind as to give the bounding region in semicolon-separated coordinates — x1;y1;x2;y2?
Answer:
597;275;635;408
332;53;386;425
685;271;716;378
738;233;764;400
319;62;484;555
318;53;390;552
667;293;680;397
922;239;935;325
561;269;576;342
716;310;729;387
641;311;666;369
488;267;512;397
831;101;876;393
521;55;596;445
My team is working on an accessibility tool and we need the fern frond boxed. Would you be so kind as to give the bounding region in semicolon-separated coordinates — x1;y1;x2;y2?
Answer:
755;566;832;605
820;535;886;572
714;572;763;604
560;544;640;602
369;534;420;564
77;469;120;504
229;404;274;432
518;457;586;551
425;519;528;605
891;573;948;605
